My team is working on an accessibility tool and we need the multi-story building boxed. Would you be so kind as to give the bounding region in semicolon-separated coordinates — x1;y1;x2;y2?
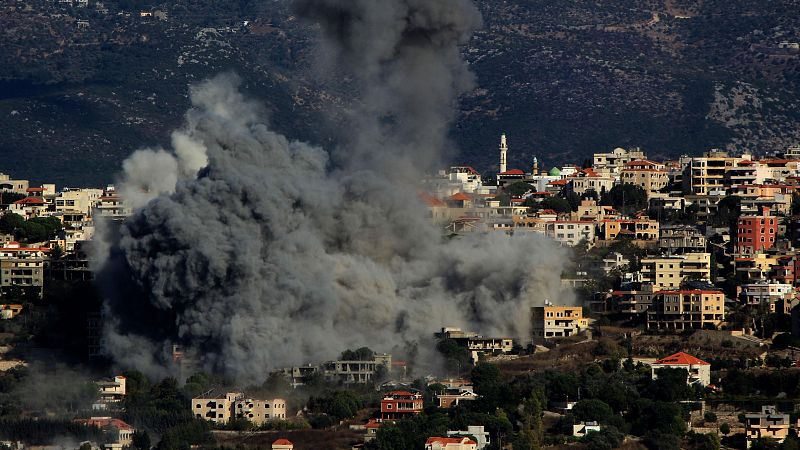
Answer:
0;173;29;195
640;253;711;289
425;437;478;450
94;375;126;410
0;242;47;298
647;290;725;330
192;392;242;423
434;328;514;364
683;151;748;196
745;406;793;448
736;209;778;257
740;282;796;314
658;225;706;254
593;147;646;176
604;284;657;317
650;352;711;386
95;187;132;220
599;219;659;241
55;188;104;216
380;390;423;421
545;221;596;247
621;160;669;194
233;397;287;424
568;168;615;196
192;392;286;425
531;305;588;343
321;353;392;384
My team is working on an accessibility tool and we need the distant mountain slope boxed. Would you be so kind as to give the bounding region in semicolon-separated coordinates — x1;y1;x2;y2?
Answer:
1;0;798;186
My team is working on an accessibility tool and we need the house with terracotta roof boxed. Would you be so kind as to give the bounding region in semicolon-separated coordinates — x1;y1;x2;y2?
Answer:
9;196;48;218
272;438;294;450
650;352;711;386
74;417;135;450
621;160;669;195
568;168;615;196
425;436;477;450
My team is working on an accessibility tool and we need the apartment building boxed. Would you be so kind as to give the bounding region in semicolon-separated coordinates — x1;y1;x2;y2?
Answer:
55;188;104;216
650;352;711;386
95;188;132;220
745;406;793;448
640;253;711;289
646;290;725;330
193;392;242;423
234;397;287;424
683;151;748;196
736;209;778;257
568;168;615;196
605;284;657;316
621;160;668;194
658;225;706;254
531;305;588;343
192;392;286;425
0;242;47;298
380;390;423;421
600;219;659;241
545;221;596;247
593;147;646;176
740;282;796;314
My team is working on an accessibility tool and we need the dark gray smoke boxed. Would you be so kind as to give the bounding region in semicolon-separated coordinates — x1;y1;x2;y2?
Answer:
97;0;573;382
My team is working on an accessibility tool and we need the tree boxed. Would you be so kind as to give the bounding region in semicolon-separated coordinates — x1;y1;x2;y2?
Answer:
436;339;471;375
600;184;647;215
132;430;151;450
340;347;374;361
572;399;614;423
470;363;501;394
719;423;730;435
710;196;741;228
504;182;533;198
538;196;571;213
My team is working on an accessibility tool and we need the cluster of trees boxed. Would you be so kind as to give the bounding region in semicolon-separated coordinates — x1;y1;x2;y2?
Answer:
307;390;364;427
340;347;376;361
0;213;62;243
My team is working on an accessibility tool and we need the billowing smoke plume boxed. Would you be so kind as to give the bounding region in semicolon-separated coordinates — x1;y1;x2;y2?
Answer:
97;0;573;382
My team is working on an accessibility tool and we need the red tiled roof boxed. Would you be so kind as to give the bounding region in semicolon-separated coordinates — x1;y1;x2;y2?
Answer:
26;187;44;192
13;197;45;205
548;179;568;186
539;209;557;215
75;417;134;431
499;169;525;175
419;192;445;207
426;437;477;446
448;192;471;202
738;160;755;166
653;352;709;366
273;438;293;445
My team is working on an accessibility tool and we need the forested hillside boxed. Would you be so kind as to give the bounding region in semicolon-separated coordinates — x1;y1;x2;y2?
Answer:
1;0;798;185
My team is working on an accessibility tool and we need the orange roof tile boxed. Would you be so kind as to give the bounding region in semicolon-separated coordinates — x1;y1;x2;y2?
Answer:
448;192;471;202
273;438;293;445
426;437;477;446
419;192;445;207
653;352;709;366
13;197;45;205
499;169;525;175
